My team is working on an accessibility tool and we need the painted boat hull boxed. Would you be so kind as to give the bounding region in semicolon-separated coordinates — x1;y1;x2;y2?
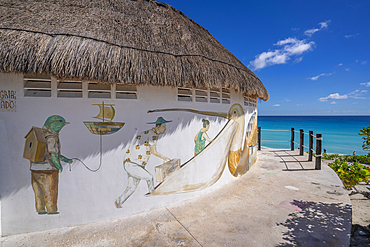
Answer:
149;120;237;196
83;122;125;135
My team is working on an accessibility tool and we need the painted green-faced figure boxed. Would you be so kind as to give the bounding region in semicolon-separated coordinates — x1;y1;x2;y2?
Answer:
30;115;72;214
43;115;73;172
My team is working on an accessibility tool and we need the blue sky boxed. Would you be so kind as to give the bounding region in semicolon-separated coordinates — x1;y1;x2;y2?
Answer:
164;0;370;115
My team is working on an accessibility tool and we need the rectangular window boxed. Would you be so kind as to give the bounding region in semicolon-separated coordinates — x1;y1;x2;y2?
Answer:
116;84;137;99
88;82;111;98
244;96;257;107
177;88;193;102
221;88;230;104
57;81;83;98
23;74;52;97
210;90;221;103
244;96;249;106
177;87;233;104
195;89;208;103
250;97;257;107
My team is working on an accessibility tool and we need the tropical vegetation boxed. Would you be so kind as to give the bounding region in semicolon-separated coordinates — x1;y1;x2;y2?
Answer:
323;126;370;199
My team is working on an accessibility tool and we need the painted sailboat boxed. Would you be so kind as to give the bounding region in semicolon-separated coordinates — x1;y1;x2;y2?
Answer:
148;120;237;196
83;101;125;135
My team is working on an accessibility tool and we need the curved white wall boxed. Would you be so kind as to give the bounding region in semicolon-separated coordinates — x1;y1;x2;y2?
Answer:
0;73;257;236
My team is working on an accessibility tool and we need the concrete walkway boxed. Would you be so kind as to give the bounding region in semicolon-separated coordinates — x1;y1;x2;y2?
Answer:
0;148;351;246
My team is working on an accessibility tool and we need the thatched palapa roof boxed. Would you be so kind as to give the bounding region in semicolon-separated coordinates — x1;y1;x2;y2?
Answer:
0;0;269;100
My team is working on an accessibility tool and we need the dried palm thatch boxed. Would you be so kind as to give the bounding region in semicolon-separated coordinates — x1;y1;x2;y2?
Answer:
0;0;269;100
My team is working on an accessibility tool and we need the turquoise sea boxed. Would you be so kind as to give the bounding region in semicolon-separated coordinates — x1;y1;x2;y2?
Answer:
258;116;370;156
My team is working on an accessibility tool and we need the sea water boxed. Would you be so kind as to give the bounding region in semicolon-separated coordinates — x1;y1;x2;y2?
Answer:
258;116;370;156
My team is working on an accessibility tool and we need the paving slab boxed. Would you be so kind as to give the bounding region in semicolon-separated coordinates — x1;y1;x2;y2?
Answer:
0;148;351;246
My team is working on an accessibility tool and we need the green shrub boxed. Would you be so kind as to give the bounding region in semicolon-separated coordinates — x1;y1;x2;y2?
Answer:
322;153;339;160
322;153;370;165
359;126;370;155
328;159;370;191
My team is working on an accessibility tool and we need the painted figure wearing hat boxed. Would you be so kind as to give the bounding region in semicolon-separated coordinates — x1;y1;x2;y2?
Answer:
30;115;73;214
115;117;172;208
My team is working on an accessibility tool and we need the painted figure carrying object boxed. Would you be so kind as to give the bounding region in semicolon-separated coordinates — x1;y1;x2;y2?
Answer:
28;115;72;214
115;117;172;208
194;119;213;156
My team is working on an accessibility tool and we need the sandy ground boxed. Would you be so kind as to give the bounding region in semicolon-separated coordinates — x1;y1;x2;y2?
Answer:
321;159;370;226
349;183;370;247
350;183;370;226
321;160;370;246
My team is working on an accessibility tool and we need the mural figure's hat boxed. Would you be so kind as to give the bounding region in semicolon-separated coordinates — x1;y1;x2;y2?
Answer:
147;117;172;125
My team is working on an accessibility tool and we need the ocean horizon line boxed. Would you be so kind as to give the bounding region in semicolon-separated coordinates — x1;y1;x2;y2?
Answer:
257;115;369;155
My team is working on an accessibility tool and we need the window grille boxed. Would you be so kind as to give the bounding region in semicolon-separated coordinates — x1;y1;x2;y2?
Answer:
23;74;52;97
116;84;137;99
221;88;230;104
57;81;83;98
250;97;257;107
244;96;249;106
177;88;193;102
88;82;111;98
195;89;208;103
210;90;221;103
244;96;257;107
177;87;232;104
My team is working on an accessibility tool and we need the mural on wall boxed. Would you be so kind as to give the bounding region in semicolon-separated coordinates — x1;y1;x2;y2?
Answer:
84;101;125;135
0;89;16;112
149;119;236;196
21;104;257;211
23;115;73;215
115;117;173;208
146;103;258;196
194;119;214;156
247;113;258;164
233;112;257;176
77;101;127;172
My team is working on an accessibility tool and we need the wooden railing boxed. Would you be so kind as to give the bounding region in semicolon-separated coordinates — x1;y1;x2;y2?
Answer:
257;127;322;170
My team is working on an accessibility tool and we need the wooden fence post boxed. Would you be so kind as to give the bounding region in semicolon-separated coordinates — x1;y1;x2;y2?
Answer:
299;129;304;155
291;128;294;151
258;127;261;151
315;134;322;170
308;131;313;161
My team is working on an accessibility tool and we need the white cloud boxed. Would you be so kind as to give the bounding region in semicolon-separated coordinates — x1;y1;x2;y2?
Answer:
307;72;334;81
309;75;320;81
275;37;296;46
345;67;350;71
304;28;319;37
249;38;315;70
282;98;291;102
331;101;336;104
272;104;281;107
348;89;367;99
348;90;359;95
345;33;359;38
338;63;343;66
304;20;330;37
360;82;370;87
319;93;348;102
362;61;367;65
319;89;367;102
294;57;303;63
319;21;330;29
